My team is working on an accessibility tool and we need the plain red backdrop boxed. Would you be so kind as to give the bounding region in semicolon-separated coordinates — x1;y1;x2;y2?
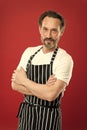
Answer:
0;0;87;130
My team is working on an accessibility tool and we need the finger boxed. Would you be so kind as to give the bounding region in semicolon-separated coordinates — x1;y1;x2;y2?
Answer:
49;74;55;78
47;80;56;85
20;67;24;71
48;77;57;82
12;73;15;77
46;81;55;86
13;70;16;73
49;75;57;80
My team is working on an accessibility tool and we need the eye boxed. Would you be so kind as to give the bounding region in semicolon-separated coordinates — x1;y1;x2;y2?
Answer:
51;29;57;33
43;27;48;31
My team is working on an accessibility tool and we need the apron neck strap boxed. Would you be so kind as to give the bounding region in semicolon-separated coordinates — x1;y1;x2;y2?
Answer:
50;47;58;64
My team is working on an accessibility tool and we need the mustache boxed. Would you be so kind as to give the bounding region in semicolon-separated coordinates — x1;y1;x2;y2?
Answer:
44;38;54;42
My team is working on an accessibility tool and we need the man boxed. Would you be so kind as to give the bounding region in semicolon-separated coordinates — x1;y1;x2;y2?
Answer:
11;10;73;130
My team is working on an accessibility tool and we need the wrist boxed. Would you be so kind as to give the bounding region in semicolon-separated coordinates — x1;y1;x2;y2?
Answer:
23;78;29;87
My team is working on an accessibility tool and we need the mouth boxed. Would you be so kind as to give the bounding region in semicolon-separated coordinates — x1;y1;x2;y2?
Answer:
44;38;54;43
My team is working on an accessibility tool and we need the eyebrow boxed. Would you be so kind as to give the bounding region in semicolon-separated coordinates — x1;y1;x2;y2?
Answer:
42;26;57;30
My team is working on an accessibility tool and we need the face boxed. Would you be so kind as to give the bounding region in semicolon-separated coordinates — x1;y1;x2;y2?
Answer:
39;16;64;50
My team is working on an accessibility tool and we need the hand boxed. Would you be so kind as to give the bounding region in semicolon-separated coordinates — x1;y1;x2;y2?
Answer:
11;67;27;85
46;75;57;86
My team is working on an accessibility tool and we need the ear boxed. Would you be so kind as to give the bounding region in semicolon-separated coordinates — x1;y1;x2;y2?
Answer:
60;27;65;36
39;26;41;34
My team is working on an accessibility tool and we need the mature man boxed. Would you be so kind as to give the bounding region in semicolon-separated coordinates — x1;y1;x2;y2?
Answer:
11;10;73;130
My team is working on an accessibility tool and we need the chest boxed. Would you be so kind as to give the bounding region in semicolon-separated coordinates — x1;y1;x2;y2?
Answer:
26;47;58;83
31;50;53;65
26;63;53;84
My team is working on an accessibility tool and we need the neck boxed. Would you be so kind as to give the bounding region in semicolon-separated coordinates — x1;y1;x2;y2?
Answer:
42;45;57;54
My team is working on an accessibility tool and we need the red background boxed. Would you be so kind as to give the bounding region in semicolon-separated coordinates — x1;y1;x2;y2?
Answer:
0;0;87;130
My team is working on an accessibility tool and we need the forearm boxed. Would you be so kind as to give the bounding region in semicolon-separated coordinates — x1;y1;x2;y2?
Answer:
12;67;66;101
23;78;66;101
24;79;50;100
11;81;32;95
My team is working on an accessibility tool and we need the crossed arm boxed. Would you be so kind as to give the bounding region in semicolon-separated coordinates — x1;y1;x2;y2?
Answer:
11;67;66;101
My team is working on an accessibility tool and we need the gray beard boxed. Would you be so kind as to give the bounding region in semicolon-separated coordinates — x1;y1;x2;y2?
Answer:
43;40;57;49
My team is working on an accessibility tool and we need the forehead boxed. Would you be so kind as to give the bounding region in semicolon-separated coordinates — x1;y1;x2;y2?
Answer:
42;16;61;29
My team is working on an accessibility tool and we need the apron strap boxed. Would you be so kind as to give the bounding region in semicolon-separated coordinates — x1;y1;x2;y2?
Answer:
50;47;58;64
29;47;42;62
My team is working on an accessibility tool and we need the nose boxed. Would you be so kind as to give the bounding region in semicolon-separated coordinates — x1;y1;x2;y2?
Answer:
46;30;52;38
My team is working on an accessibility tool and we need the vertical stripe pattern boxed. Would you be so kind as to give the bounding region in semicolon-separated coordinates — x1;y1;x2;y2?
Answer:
17;47;62;130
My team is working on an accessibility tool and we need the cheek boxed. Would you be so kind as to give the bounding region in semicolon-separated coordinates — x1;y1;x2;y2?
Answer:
52;34;58;40
40;32;46;39
40;29;48;38
54;32;61;39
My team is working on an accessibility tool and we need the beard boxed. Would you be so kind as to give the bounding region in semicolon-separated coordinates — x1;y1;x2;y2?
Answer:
42;37;57;49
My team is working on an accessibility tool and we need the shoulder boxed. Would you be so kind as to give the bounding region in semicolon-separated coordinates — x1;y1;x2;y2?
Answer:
22;45;42;56
54;48;74;69
57;48;74;64
17;45;42;70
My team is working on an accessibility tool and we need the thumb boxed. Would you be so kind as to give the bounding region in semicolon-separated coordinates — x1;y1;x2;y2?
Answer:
20;66;24;71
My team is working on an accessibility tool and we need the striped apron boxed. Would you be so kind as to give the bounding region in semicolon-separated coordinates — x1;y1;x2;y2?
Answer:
17;47;62;130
